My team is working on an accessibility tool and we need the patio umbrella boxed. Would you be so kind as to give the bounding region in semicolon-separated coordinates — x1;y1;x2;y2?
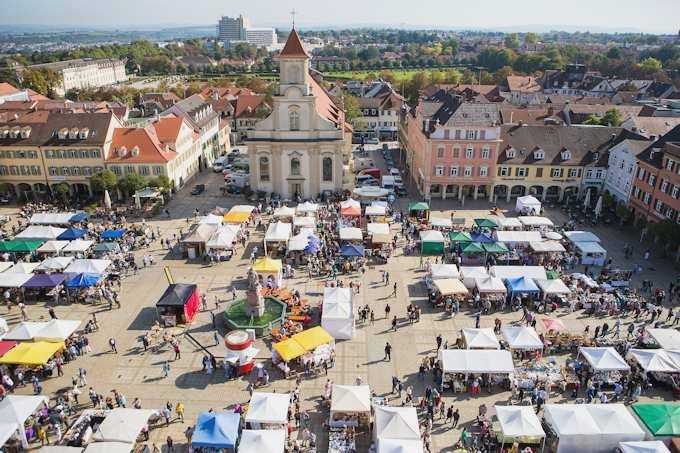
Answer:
542;317;567;332
104;190;112;210
583;190;591;209
594;195;603;218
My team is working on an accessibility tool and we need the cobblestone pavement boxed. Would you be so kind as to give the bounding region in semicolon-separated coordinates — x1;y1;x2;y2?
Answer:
1;168;678;453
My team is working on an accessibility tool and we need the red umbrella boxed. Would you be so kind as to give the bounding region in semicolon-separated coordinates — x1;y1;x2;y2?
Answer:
542;317;567;332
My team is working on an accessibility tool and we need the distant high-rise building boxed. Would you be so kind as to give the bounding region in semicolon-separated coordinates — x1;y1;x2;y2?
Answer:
216;14;277;49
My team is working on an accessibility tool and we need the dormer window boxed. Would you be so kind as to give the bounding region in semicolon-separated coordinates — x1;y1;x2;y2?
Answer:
118;146;127;157
506;147;516;158
69;127;79;139
561;150;571;161
534;149;545;160
9;126;20;138
58;128;68;139
79;128;89;139
131;146;140;156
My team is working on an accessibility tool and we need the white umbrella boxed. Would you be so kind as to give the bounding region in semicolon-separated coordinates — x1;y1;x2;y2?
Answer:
104;190;112;210
594;195;603;218
583;190;591;209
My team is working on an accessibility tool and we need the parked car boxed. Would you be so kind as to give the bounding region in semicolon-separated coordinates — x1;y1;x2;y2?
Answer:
212;157;226;172
190;184;205;195
395;186;408;197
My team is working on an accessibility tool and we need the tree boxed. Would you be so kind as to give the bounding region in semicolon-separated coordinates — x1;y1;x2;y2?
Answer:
342;95;361;122
149;175;173;192
639;57;662;73
606;47;622;60
52;183;70;201
584;108;623;127
524;33;539;46
117;173;147;198
494;66;514;84
404;72;429;105
90;170;117;194
477;47;516;72
504;34;521;50
20;68;62;97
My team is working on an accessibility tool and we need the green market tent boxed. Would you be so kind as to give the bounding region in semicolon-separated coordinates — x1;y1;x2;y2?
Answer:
632;403;680;437
461;242;485;255
483;242;509;254
408;202;429;212
449;231;473;243
546;270;560;280
0;240;44;253
420;230;445;255
474;218;498;229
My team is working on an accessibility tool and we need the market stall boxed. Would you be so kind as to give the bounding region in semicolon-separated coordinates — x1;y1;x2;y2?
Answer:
644;329;680;350
420;230;445;255
429;264;460;280
494;230;543;245
205;225;238;259
491;217;522;230
505;276;540;299
36;240;69;255
463;328;500;350
474;276;507;295
579;347;630;372
330;385;371;428
430;217;453;229
296;201;319;215
64;259;111;275
29;213;79;225
181;224;217;258
365;204;388;223
0;341;64;367
530;241;566;253
252;257;284;288
564;230;601;243
83;441;133;453
535;278;572;299
366;222;390;247
62;240;94;255
631;403;680;439
16;226;67;241
321;287;355;340
198;213;223;225
460;266;489;289
432;278;469;305
100;229;125;241
492;265;547;280
273;206;296;220
408;202;430;221
629;349;680;374
374;406;421;452
338;227;362;242
245;392;291;430
340;199;361;218
238;429;286;453
91;408;155;444
515;195;541;214
574;241;607;266
449;231;473;246
0;395;48;448
0;273;32;289
543;404;645;453
619;441;671;453
494;405;545;450
224;205;255;224
293;216;316;230
3;322;45;341
155;283;200;326
271;327;335;375
265;222;293;255
518;216;554;228
33;319;80;342
439;349;514;375
191;412;239;451
501;326;543;351
0;240;44;254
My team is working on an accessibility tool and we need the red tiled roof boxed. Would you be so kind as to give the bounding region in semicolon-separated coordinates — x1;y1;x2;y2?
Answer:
234;94;266;118
0;82;20;96
152;116;185;146
108;126;176;164
279;29;309;58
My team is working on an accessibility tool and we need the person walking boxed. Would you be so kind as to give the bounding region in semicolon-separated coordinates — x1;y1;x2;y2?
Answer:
391;316;398;331
175;402;185;423
108;338;117;354
436;334;443;351
162;361;171;378
384;303;391;320
392;282;397;297
452;408;460;427
173;343;181;360
384;342;392;361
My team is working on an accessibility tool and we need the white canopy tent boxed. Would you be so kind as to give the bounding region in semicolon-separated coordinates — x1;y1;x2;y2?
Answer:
205;226;237;250
495;230;544;244
339;227;363;241
64;259;111;275
377;438;424;453
439;349;514;374
272;206;296;218
433;278;468;296
374;406;421;445
0;262;13;273
574;241;607;266
564;230;601;243
265;222;292;243
495;405;545;443
296;202;319;215
245;392;291;427
579;347;630;371
518;216;554;227
491;265;547;280
16;226;66;241
330;385;371;413
91;408;155;444
365;204;388;217
29;213;77;225
198;214;223;225
474;276;507;294
429;264;460;280
5;262;40;273
37;240;70;254
293;216;316;229
463;328;500;349
321;287;355;340
628;349;680;373
34;319;80;342
619;441;671;453
0;273;32;288
0;395;48;447
62;240;94;254
367;223;390;236
430;217;453;228
37;256;74;272
515;195;541;214
3;322;45;341
544;404;645;453
238;430;286;453
83;442;133;453
287;228;314;252
645;328;680;350
501;326;543;350
491;216;522;229
535;278;571;295
340;198;361;210
460;266;489;289
530;241;566;253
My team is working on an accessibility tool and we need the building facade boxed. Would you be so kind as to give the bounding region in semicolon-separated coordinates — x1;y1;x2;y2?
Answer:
352;81;405;142
603;139;650;205
402;89;501;201
247;29;352;199
216;14;277;48
23;59;127;96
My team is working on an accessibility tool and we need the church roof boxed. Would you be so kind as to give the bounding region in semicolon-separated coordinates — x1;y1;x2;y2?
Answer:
279;29;309;58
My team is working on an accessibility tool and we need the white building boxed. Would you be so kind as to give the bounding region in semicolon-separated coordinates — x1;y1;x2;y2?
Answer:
604;139;650;204
247;29;352;199
245;28;278;48
216;14;277;48
24;59;127;96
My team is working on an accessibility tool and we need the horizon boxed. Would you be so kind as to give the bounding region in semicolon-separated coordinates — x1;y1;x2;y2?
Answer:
1;0;679;35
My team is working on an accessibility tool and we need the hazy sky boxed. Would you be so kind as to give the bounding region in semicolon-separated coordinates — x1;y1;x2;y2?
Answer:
2;0;679;33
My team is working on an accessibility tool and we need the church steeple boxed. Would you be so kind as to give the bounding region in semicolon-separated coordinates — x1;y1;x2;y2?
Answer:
279;28;309;59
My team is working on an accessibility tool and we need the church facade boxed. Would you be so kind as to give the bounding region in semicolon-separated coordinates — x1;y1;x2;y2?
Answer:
246;29;352;199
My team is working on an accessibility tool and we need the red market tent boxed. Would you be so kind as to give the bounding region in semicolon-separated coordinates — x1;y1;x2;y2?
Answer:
155;284;200;326
0;341;17;357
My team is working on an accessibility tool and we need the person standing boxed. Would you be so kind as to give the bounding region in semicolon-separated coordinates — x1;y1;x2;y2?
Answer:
173;343;181;360
384;342;392;361
109;338;117;354
452;408;460;427
384;303;391;319
162;361;171;378
175;402;185;423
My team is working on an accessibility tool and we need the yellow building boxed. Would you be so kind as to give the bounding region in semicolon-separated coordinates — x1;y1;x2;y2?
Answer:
0;111;120;200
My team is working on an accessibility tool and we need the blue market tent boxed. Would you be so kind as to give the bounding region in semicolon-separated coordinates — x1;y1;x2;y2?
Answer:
506;276;540;296
58;227;86;240
191;412;239;449
69;212;88;223
101;229;125;240
340;243;365;257
65;273;102;288
304;236;321;254
470;232;495;244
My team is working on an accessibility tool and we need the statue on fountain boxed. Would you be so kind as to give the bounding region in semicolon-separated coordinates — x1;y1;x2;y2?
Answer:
245;267;265;317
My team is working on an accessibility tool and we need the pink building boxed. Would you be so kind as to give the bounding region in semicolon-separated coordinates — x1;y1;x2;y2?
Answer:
403;89;501;201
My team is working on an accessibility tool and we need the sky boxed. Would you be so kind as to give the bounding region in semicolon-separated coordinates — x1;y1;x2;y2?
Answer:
2;0;679;34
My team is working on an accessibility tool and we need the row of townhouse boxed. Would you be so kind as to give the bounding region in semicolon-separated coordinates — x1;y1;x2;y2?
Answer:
401;88;646;204
0;94;230;199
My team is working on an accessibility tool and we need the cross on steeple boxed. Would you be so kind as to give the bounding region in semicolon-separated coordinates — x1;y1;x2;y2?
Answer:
290;9;297;29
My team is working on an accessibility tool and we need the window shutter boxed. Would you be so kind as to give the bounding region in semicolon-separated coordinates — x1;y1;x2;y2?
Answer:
454;129;461;139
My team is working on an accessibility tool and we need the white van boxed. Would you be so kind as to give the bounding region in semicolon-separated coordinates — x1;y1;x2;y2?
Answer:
381;175;396;191
212;157;226;173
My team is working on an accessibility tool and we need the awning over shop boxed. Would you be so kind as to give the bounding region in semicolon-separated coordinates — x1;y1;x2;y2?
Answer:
0;341;64;365
433;278;469;296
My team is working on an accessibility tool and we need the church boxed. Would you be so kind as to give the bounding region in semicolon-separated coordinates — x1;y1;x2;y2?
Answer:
246;29;353;199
